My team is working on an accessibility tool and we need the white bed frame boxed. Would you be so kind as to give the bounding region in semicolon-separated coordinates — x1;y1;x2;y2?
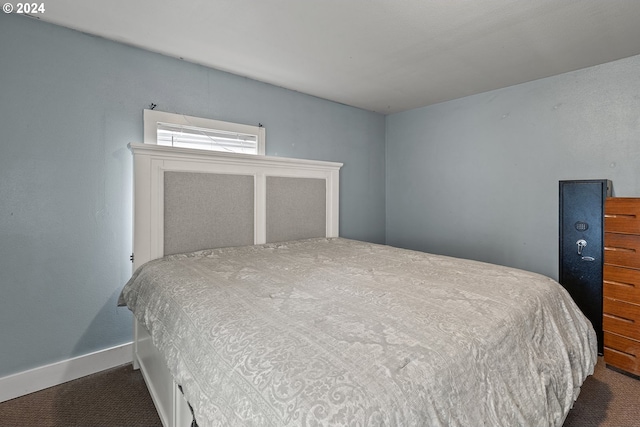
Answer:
129;143;342;427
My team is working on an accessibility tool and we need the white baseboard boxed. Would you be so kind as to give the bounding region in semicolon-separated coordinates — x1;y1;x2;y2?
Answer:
0;342;133;404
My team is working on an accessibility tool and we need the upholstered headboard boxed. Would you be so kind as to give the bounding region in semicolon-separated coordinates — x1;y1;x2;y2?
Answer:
129;143;342;269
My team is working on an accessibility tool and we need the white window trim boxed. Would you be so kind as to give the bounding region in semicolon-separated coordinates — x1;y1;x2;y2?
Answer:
143;109;266;155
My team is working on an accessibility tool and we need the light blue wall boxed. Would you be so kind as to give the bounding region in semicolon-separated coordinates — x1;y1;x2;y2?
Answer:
3;11;638;381
0;14;385;377
386;54;640;280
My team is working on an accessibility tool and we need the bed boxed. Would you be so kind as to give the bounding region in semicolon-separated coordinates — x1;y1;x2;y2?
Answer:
120;143;596;427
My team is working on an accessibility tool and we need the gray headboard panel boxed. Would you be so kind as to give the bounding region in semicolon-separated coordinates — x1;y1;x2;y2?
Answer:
164;172;254;255
266;176;326;243
130;143;342;269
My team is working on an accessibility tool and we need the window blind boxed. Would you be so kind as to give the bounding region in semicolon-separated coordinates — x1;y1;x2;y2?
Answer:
157;122;258;154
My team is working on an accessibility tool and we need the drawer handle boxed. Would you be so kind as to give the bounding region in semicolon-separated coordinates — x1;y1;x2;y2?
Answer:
604;313;636;323
605;346;637;358
604;279;636;288
605;246;637;253
604;313;635;324
605;213;637;219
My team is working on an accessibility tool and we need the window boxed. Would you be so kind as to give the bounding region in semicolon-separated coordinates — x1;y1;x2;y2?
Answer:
143;109;265;155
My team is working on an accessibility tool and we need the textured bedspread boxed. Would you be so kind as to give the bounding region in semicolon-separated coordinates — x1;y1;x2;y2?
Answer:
120;238;596;427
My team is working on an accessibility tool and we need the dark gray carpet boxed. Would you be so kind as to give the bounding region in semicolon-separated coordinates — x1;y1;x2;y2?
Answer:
0;364;161;427
563;357;640;427
1;357;638;426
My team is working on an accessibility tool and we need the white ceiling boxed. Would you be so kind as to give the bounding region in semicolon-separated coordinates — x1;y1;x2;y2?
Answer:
36;0;640;114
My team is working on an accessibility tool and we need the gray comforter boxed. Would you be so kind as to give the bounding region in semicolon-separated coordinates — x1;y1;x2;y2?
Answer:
120;238;596;427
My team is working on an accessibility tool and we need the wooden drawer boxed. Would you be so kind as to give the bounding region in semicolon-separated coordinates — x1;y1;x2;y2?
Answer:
604;331;640;376
603;297;640;341
606;197;640;234
605;233;640;268
604;264;640;303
